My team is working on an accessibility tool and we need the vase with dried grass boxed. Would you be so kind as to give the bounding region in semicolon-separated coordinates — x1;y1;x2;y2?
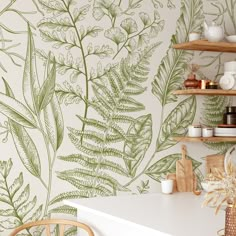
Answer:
203;146;236;236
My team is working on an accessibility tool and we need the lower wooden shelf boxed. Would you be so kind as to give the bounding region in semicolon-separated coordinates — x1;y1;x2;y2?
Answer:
173;136;236;142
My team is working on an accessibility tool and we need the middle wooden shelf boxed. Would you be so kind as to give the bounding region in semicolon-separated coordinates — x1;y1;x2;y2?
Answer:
173;89;236;96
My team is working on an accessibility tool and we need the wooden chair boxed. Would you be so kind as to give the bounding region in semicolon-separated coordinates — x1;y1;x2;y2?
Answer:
10;219;94;236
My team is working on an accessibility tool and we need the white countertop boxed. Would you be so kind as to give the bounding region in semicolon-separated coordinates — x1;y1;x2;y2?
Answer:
65;193;225;236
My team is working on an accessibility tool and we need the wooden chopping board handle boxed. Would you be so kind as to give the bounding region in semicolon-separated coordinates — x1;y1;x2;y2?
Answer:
181;144;187;160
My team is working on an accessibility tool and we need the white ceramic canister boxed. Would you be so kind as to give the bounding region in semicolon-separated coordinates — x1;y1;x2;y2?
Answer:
188;125;202;137
202;127;213;137
189;32;201;41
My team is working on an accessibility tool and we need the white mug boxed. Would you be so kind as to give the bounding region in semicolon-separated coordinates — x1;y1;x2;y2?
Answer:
161;179;173;194
189;32;201;41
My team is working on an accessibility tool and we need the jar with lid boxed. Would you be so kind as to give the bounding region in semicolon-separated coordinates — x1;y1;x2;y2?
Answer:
206;81;218;89
223;106;236;125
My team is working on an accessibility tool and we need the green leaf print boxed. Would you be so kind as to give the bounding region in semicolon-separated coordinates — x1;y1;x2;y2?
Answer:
157;96;196;152
152;0;204;106
44;94;64;151
38;58;56;111
23;24;40;114
201;95;233;153
145;154;201;182
2;78;41;178
0;92;37;129
0;159;42;233
10;121;41;178
124;114;152;177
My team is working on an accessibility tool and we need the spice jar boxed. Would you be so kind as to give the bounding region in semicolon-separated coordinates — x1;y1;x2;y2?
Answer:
223;106;236;125
206;81;218;89
184;73;199;89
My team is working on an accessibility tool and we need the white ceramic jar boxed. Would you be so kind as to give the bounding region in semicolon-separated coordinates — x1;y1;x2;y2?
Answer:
202;127;213;137
188;125;202;137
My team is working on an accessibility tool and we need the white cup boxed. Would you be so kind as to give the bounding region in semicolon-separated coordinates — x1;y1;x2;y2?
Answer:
202;127;213;137
189;32;201;41
188;125;202;137
161;179;174;194
224;61;236;73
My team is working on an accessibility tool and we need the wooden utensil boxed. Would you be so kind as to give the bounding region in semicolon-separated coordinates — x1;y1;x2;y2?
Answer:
176;145;194;192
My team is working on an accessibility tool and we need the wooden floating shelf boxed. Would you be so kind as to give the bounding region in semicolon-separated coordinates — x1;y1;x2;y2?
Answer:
173;136;236;142
173;89;236;96
173;39;236;53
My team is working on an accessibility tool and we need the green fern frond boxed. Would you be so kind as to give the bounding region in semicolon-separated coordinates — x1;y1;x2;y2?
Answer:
25;205;43;222
123;81;146;95
68;136;131;159
109;69;125;91
92;82;117;107
76;116;108;131
111;114;135;124
9;172;23;198
36;49;84;76
68;128;105;144
57;173;113;196
131;43;162;82
49;205;77;216
201;96;230;127
50;191;89;205
203;142;234;154
119;96;144;111
38;18;73;31
0;194;11;205
0;159;42;231
18;196;36;219
107;69;120;96
58;169;127;191
40;29;78;50
201;95;230;152
14;185;30;210
93;82;116;104
0;209;15;217
116;103;144;112
38;0;67;14
59;154;129;176
56;82;83;105
93;90;114;111
88;101;111;119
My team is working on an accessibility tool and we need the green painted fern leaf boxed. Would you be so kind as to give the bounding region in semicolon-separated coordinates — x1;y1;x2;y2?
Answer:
152;0;204;106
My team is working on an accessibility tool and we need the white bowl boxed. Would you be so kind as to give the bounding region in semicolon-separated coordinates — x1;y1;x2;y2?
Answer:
201;181;221;192
226;35;236;43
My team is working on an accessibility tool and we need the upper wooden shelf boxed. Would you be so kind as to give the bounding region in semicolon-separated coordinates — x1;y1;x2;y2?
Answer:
173;136;236;142
174;89;236;96
173;39;236;53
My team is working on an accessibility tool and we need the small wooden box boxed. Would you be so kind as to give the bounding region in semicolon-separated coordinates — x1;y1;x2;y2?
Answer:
206;154;225;174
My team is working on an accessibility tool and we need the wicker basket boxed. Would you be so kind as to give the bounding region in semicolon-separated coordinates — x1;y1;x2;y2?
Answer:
206;154;225;175
225;204;236;236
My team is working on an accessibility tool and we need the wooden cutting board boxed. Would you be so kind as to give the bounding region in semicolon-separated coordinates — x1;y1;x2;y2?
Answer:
176;145;194;192
167;172;197;193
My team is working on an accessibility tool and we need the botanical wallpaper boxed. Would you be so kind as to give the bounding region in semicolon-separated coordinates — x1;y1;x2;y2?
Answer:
0;0;236;235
